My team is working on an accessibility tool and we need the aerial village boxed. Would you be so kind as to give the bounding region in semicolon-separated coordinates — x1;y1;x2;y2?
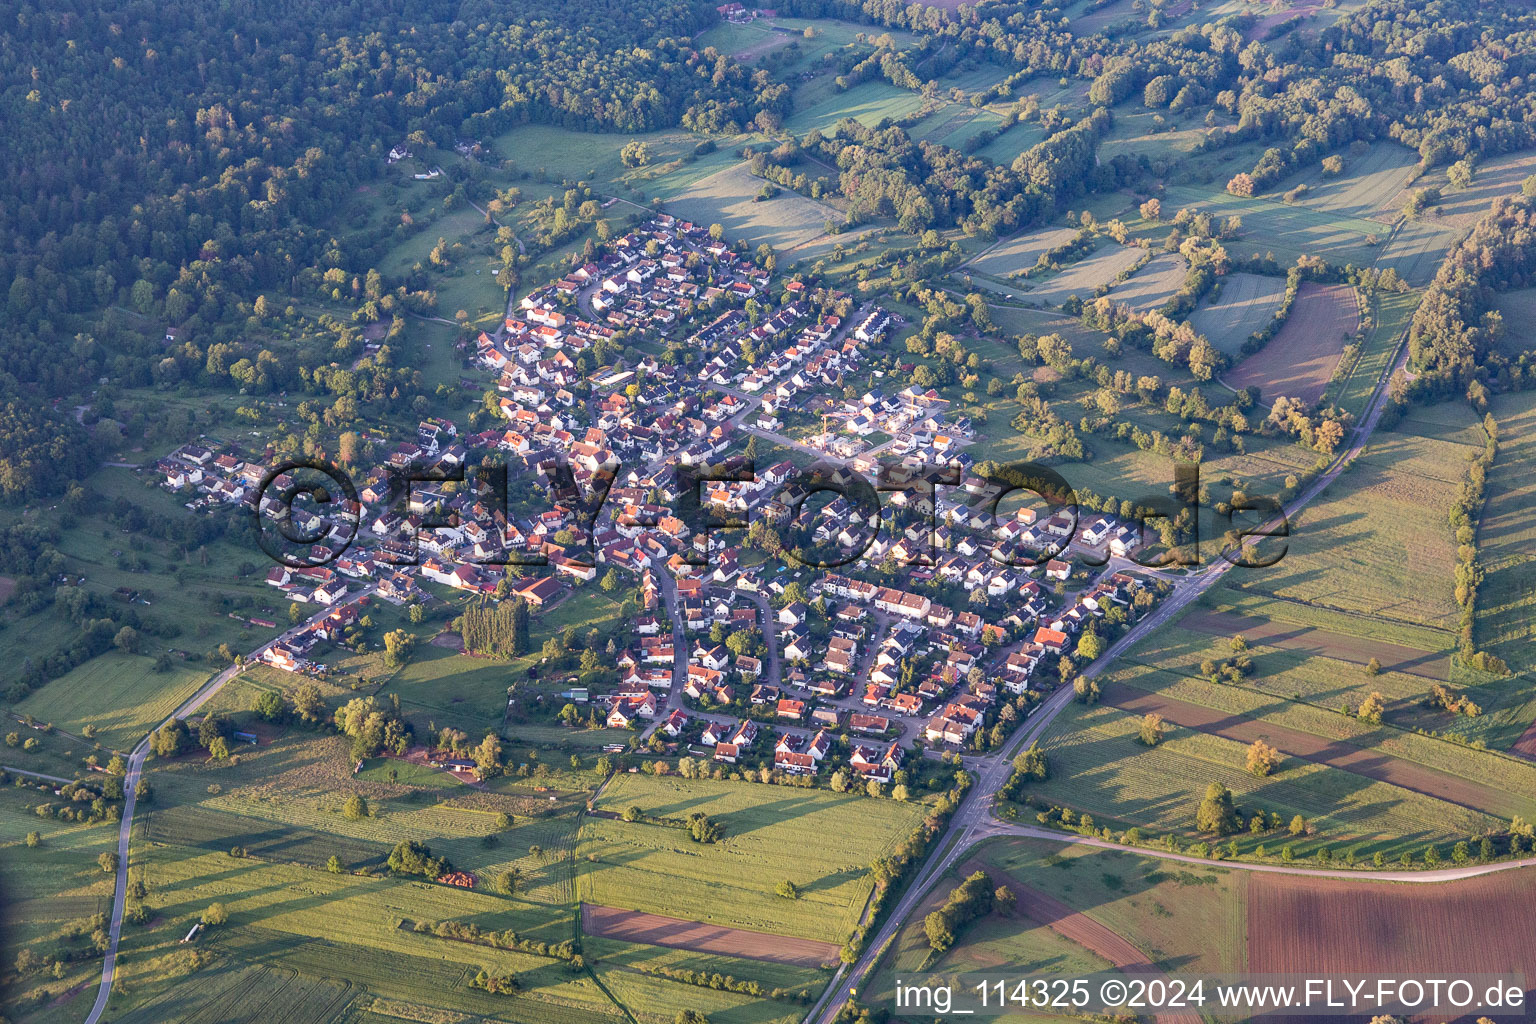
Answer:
150;213;1169;783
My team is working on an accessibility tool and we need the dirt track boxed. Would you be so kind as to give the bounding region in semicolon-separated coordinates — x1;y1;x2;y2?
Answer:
581;904;840;966
979;865;1202;1024
1222;282;1358;404
1182;609;1451;680
1099;683;1520;819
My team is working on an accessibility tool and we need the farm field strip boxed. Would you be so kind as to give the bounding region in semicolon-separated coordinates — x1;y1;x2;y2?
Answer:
580;773;926;944
1179;609;1450;679
1097;682;1528;820
1216;419;1472;632
594;963;807;1024
1263;142;1419;224
965;859;1203;1024
582;904;840;966
1033;701;1503;848
15;653;215;753
1104;659;1536;799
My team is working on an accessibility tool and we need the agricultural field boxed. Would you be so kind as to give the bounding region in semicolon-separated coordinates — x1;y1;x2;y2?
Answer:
1373;215;1461;287
867;869;1111;998
1162;183;1390;269
578;773;928;946
1421;148;1536;228
1093;676;1534;821
593;961;809;1024
1101;253;1187;313
110;964;356;1024
1030;697;1509;860
0;795;119;1024
906;103;1007;154
582;905;838;966
980;838;1246;975
1098;107;1217;167
1322;287;1418;419
1007;244;1147;307
1248;870;1536;978
376;202;505;325
1188;272;1289;356
963;226;1080;278
15;652;211;752
378;585;624;734
1262;141;1419;223
970;120;1050;167
1475;391;1536;693
781;79;929;137
866;835;1243;1015
662;163;843;257
1216;407;1475;632
1491;287;1536;358
1222;282;1358;404
105;725;601;1024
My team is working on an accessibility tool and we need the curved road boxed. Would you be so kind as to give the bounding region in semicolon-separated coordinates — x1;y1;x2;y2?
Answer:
807;338;1438;1022
83;586;374;1024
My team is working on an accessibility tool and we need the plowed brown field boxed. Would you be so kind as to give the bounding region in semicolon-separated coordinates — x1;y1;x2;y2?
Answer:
1248;870;1536;979
1224;282;1358;404
581;904;839;966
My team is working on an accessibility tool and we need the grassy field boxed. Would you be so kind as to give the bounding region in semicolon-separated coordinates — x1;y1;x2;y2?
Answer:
1261;142;1419;224
1475;390;1536;686
377;203;504;323
1421;148;1536;228
866;835;1244;1012
2;465;297;746
663;162;843;256
594;960;809;1024
1030;697;1507;860
0;793;119;1024
1119;604;1519;749
981;836;1245;974
1322;287;1417;419
869;875;1109;992
907;102;1007;153
1491;287;1536;358
578;773;928;945
1102;252;1186;312
1163;183;1389;269
1002;244;1146;307
782;79;928;136
963;226;1079;278
15;653;211;752
1098;107;1216;167
378;585;623;733
105;722;605;1023
1189;272;1289;356
1223;282;1358;405
1216;410;1475;632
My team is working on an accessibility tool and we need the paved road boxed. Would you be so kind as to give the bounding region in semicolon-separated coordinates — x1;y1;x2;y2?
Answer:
807;327;1420;1022
83;585;376;1024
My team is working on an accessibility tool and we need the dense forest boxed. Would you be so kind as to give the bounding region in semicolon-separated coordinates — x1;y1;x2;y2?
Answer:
0;0;783;501
7;0;1536;502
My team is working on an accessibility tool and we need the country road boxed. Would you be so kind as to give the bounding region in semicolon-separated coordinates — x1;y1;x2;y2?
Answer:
82;584;376;1024
806;327;1422;1022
